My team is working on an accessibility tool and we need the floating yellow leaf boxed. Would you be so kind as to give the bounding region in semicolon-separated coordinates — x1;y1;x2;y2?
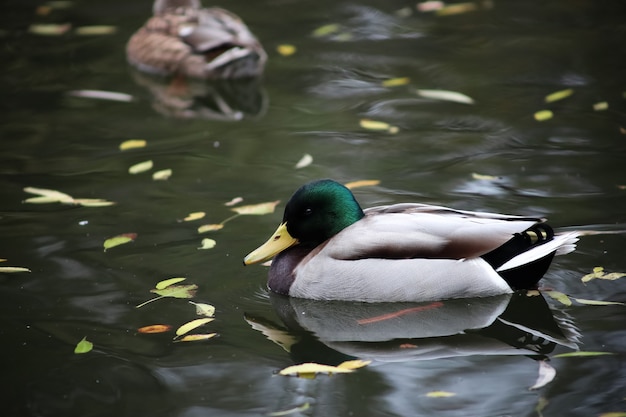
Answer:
545;88;574;103
197;223;224;233
152;169;172;181
360;119;391;131
23;187;74;204
417;89;475;104
581;266;626;283
267;403;311;417
224;197;243;206
231;201;280;215
73;198;116;207
184;212;206;221
0;259;6;262
546;290;572;306
137;324;172;334
68;89;134;102
294;153;313;169
150;284;198;298
175;318;215;337
472;173;499;181
119;139;147;151
573;298;624;306
336;359;371;370
103;233;137;252
128;160;153;174
277;44;296;56
74;337;93;354
0;266;31;273
75;25;117;35
156;277;187;290
534;110;553;121
28;23;71;36
344;180;380;190
189;301;215;317
176;333;217;342
279;362;354;378
426;391;456;398
553;351;613;358
382;77;410;87
198;238;216;250
593;101;609;111
312;23;340;37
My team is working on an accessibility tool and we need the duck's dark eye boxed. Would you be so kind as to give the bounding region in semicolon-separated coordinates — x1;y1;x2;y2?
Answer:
303;207;313;216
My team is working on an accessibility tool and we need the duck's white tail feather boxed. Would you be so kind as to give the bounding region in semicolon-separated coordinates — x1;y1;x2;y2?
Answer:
496;232;580;272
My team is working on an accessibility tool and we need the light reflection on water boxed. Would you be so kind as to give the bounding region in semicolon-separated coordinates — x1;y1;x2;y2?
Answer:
1;0;626;416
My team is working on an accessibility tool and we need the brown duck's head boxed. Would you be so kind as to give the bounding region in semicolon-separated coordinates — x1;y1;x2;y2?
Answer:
153;0;201;15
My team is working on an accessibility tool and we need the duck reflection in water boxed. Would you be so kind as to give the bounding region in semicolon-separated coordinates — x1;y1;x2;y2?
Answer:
246;291;579;367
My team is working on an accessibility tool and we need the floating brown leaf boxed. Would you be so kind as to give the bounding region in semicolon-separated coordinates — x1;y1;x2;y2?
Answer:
138;324;172;334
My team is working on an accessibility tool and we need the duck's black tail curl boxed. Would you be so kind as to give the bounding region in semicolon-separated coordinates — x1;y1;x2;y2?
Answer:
481;224;556;290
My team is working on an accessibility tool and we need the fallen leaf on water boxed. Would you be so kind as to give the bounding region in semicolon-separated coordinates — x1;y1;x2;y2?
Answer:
28;23;71;36
198;238;216;250
436;2;478;16
599;413;626;417
573;298;624;306
119;139;147;151
382;77;410;87
425;391;456;398
529;360;556;390
231;201;280;215
593;101;609;111
197;223;224;233
138;324;172;334
416;89;475;104
267;402;311;417
546;290;572;306
552;351;613;358
128;160;153;174
183;212;206;222
312;23;340;37
279;362;353;378
67;89;134;102
344;179;380;190
189;301;215;317
294;153;313;169
136;284;198;308
103;233;137;251
472;172;499;181
581;266;625;283
0;266;31;273
534;110;554;121
23;187;74;204
277;44;296;56
152;169;172;181
75;25;117;35
155;277;187;290
175;318;215;337
74;337;93;354
359;119;399;133
224;197;243;206
336;359;371;370
73;198;116;207
545;88;574;103
175;333;217;342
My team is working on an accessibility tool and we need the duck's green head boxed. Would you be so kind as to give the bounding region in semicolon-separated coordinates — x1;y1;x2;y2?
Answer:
243;179;365;265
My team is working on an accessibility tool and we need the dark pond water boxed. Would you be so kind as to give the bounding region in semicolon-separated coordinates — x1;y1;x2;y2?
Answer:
1;0;626;416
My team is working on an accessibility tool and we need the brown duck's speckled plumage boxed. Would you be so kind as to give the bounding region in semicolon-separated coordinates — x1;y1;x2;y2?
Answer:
127;1;266;79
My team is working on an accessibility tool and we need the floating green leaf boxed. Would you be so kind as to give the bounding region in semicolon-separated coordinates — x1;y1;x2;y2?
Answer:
545;88;574;103
175;318;214;337
553;351;613;358
382;77;410;87
103;233;137;252
74;337;93;354
312;23;340;37
136;284;198;308
155;277;186;290
128;160;153;174
426;391;456;398
277;44;296;56
546;290;572;306
534;110;553;121
189;301;216;317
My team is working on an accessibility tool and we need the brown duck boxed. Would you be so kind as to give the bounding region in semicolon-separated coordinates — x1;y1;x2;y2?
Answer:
127;0;267;79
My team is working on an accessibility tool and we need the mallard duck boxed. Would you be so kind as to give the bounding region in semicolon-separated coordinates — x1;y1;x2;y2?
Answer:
243;179;579;303
126;0;267;79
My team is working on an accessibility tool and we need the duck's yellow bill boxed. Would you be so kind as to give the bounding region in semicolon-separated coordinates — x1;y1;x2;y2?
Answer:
244;222;299;265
